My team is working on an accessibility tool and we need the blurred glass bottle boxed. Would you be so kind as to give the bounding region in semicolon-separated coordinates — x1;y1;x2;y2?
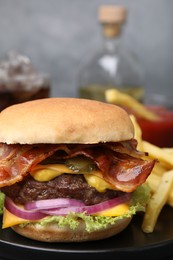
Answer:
78;5;144;102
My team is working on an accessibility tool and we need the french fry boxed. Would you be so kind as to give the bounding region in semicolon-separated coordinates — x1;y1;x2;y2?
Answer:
162;148;173;155
105;89;159;121
142;169;173;233
152;162;168;176
129;114;143;150
142;141;173;169
167;189;173;207
146;173;160;193
146;172;173;207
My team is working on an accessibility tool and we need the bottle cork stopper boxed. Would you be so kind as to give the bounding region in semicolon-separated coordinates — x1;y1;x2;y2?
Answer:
98;5;126;24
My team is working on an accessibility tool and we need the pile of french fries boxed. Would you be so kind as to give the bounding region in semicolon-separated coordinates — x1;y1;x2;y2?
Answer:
105;89;173;233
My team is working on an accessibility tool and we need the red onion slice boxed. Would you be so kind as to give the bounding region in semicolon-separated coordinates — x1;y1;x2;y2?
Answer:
5;197;47;220
25;198;85;211
5;193;130;220
41;194;130;216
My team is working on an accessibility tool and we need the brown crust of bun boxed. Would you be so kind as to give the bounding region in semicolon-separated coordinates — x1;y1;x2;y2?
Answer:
12;217;132;242
0;98;134;144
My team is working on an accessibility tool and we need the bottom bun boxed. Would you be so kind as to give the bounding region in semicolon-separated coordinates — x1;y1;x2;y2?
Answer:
12;217;132;242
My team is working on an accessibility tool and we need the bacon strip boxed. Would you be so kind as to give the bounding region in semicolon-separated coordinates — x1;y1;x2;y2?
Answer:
94;151;155;192
0;144;70;187
57;143;155;192
0;141;156;192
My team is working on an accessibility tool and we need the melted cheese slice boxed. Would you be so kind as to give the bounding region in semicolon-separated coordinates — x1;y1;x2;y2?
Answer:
84;171;114;192
2;203;129;228
2;208;29;228
30;164;74;181
30;164;114;192
94;203;129;216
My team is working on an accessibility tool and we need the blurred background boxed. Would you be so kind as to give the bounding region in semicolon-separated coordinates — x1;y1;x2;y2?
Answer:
0;0;172;98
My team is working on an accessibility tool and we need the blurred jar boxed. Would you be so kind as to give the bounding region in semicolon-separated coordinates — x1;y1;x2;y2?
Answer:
137;93;173;148
78;5;144;102
0;51;51;111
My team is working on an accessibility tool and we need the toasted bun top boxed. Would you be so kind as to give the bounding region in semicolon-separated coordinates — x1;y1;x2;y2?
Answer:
0;98;134;144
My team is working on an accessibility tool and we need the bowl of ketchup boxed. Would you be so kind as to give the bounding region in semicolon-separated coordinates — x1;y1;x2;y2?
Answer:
137;93;173;148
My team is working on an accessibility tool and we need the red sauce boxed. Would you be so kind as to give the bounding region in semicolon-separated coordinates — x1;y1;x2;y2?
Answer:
137;106;173;148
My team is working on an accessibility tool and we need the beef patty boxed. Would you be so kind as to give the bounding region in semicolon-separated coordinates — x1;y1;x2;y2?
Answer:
1;174;122;205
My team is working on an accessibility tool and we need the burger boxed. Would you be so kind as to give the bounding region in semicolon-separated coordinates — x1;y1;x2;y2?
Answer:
0;97;155;242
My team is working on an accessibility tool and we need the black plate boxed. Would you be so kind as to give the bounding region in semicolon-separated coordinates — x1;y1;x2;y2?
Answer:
0;205;173;260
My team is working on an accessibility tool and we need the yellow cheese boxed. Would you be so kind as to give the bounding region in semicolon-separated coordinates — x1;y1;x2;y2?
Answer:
30;164;74;182
30;164;114;193
2;208;29;228
84;171;113;192
94;203;129;216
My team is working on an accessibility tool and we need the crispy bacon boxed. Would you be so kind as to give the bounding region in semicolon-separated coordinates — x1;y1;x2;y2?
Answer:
0;140;156;192
55;143;155;192
0;144;70;187
93;151;155;192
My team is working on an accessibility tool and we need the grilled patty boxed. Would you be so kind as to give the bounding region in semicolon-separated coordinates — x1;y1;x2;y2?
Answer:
1;174;122;205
